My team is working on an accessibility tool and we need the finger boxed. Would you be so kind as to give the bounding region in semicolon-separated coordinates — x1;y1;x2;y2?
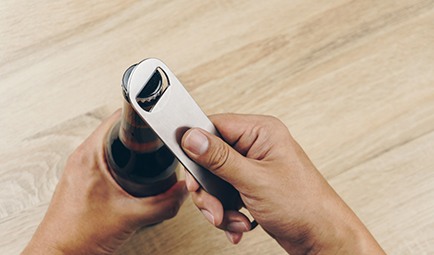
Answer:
190;190;250;232
152;181;189;220
225;231;243;245
184;170;200;192
131;181;189;225
181;128;252;188
220;210;251;233
151;180;189;208
190;189;224;227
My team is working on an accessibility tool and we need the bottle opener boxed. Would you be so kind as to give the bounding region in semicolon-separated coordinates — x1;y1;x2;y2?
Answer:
127;58;241;210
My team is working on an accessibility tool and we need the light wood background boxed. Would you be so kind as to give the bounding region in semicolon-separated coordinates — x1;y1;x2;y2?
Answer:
1;0;434;254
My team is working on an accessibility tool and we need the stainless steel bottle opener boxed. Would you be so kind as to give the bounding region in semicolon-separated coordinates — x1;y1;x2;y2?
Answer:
127;58;241;210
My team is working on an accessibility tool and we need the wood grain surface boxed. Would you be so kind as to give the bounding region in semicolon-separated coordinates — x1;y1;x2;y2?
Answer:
1;0;434;254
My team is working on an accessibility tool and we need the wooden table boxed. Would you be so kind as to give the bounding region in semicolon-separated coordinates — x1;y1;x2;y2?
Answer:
1;1;433;254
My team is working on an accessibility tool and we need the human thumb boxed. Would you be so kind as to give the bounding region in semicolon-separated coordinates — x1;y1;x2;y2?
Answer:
181;128;249;187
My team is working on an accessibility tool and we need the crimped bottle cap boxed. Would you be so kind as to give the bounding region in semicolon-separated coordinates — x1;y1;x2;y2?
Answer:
121;64;163;105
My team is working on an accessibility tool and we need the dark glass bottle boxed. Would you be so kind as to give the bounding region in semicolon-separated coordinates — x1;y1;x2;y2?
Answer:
105;64;178;197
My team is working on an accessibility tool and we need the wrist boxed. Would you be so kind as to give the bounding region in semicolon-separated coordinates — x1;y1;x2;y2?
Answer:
311;203;385;255
317;222;385;255
275;220;384;255
274;195;385;255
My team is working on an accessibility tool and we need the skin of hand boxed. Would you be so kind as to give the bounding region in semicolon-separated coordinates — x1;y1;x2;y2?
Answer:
181;113;386;255
22;110;188;255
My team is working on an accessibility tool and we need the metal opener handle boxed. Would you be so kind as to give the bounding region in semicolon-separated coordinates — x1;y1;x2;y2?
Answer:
128;58;241;210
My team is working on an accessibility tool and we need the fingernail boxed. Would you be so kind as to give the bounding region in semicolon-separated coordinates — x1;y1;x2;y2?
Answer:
226;231;242;244
225;231;243;244
201;209;215;225
184;129;209;155
225;231;236;244
227;221;249;232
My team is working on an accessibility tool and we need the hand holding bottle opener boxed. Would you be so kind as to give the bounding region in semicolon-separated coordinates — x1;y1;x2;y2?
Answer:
127;58;241;210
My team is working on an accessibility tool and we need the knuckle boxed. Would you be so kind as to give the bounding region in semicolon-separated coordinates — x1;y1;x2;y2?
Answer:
264;115;285;129
260;115;291;137
207;142;231;172
193;192;205;206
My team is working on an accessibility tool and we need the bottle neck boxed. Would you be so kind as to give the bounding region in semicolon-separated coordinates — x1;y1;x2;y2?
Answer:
119;98;163;153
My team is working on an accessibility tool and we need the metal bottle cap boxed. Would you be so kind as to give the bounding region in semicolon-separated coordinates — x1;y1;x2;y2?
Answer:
121;64;163;106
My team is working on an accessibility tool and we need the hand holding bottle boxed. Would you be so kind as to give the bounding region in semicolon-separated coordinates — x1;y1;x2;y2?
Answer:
22;111;188;255
181;113;385;254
